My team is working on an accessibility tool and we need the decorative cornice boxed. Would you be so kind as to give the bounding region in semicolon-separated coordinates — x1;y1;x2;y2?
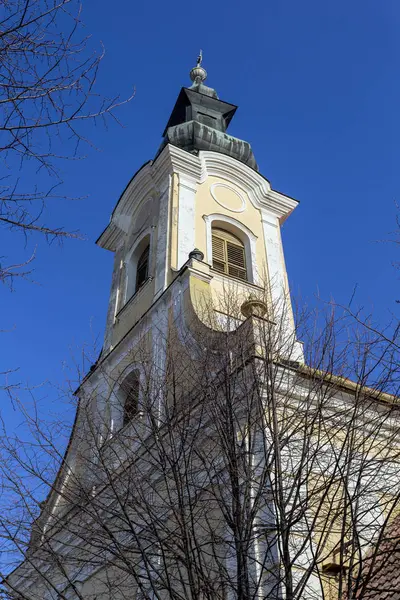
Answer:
97;145;299;252
199;151;299;221
154;144;203;183
97;162;156;251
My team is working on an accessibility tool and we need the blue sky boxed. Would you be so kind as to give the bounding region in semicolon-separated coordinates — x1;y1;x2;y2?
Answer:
1;0;399;418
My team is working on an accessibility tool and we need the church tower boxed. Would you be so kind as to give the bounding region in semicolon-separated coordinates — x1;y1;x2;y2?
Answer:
7;56;314;600
8;56;400;600
97;54;303;368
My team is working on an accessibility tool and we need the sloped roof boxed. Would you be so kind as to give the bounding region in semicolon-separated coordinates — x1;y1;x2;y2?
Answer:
354;514;400;599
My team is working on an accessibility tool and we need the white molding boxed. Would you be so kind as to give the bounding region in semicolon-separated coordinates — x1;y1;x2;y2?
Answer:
154;185;171;298
177;174;197;269
109;362;146;434
125;225;153;261
199;151;298;220
97;163;156;250
160;144;203;182
97;145;299;252
260;211;279;227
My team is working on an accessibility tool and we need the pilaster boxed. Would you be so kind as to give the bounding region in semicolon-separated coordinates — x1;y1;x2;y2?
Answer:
177;174;198;269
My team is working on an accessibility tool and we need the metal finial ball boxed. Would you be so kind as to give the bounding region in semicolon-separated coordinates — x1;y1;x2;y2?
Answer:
190;65;207;84
189;248;204;262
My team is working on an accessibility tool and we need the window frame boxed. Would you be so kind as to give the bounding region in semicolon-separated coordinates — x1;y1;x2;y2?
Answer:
203;214;258;284
211;228;247;281
108;367;144;435
124;230;153;302
135;244;150;292
121;370;140;427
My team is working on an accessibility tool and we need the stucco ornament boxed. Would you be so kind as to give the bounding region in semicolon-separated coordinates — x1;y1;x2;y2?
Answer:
210;182;246;213
241;295;268;319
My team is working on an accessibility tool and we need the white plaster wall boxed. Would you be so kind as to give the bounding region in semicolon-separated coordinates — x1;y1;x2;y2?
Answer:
177;175;197;269
150;303;169;427
103;247;124;353
261;213;287;310
10;344;400;600
261;212;304;362
154;186;170;298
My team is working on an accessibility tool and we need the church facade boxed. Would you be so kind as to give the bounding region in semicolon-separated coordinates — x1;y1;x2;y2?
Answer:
7;57;400;600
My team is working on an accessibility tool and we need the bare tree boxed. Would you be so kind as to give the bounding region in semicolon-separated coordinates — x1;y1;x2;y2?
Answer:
0;0;132;285
1;289;400;600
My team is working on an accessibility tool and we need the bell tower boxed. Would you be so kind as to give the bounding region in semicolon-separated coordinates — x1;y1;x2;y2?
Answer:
96;55;303;363
7;56;310;600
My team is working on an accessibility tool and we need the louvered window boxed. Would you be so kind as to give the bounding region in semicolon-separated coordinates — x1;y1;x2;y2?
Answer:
211;228;247;281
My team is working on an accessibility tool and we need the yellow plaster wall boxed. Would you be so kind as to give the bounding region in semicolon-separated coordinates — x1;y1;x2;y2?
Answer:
111;194;161;346
194;176;267;273
112;278;155;346
192;176;272;316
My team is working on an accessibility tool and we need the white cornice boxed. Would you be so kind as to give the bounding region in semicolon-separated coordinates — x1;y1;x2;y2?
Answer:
96;221;121;251
97;145;299;252
97;162;156;251
97;147;202;251
152;144;203;189
157;147;299;220
199;151;298;221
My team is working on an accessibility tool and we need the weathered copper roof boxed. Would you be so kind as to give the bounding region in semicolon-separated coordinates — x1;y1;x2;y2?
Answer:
159;60;258;171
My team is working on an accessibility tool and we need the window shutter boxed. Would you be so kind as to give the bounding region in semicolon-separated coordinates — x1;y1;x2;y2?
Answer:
226;242;246;280
211;228;248;281
212;234;226;273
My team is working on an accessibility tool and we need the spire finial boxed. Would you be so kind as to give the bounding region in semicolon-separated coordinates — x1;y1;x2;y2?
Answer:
190;50;207;85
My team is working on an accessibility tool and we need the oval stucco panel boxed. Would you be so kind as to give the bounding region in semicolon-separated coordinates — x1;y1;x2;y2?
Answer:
210;183;246;213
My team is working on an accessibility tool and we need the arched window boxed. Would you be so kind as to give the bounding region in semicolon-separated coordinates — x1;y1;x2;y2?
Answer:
126;238;151;301
135;244;149;292
211;228;247;281
121;370;140;427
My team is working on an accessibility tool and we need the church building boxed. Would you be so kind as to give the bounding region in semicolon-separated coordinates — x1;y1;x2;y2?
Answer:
7;56;400;600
